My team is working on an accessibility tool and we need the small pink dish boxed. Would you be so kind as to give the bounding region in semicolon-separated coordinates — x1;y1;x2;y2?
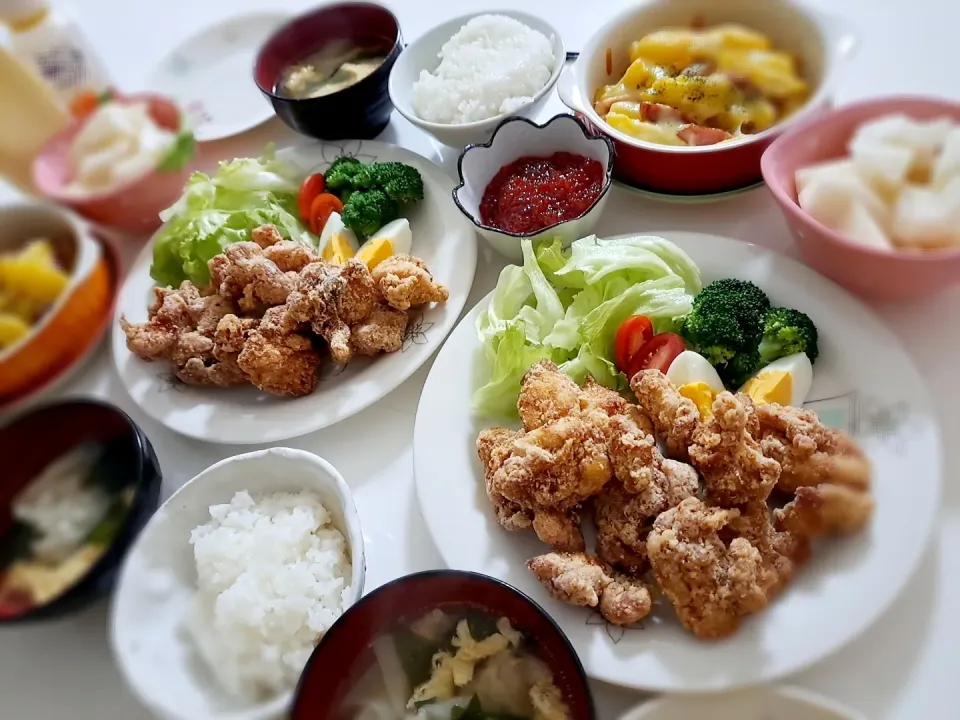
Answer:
762;95;960;301
32;94;193;234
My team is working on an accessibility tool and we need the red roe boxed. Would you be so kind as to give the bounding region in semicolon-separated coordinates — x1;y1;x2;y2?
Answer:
479;152;605;234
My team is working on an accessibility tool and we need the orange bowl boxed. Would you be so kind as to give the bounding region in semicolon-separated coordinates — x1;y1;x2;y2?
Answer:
0;202;119;407
32;94;193;234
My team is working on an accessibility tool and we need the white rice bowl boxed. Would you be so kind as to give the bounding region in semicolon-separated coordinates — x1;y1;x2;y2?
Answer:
412;14;556;125
188;490;353;702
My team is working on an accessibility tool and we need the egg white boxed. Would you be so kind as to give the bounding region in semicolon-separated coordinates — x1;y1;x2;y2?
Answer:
666;351;725;394
318;211;359;254
742;352;813;407
369;218;413;254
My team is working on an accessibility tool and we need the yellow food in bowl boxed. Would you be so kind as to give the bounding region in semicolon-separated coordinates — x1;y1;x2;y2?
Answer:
594;23;808;147
0;239;69;349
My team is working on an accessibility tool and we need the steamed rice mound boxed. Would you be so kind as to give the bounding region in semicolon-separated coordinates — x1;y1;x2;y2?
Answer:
412;14;555;124
187;490;352;702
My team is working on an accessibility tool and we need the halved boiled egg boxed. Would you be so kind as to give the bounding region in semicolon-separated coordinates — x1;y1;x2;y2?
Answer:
355;218;413;270
319;212;359;264
740;352;813;407
666;350;725;418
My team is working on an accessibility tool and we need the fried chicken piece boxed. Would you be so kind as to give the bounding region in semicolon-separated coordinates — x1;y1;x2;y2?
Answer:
727;502;808;595
120;284;195;360
518;360;582;430
284;260;380;363
372;254;449;311
208;242;296;313
250;224;283;248
775;484;875;536
689;392;781;506
647;498;772;639
169;331;214;368
532;509;585;553
176;355;248;387
581;377;655;436
476;428;533;533
489;413;612;511
595;457;700;574
237;306;320;397
349;304;408;356
263;241;320;273
477;422;590;552
527;552;652;626
631;370;701;461
192;294;237;337
608;413;671;493
755;403;872;494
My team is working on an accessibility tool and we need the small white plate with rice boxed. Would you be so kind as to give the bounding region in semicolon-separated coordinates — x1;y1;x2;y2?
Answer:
389;12;566;148
109;448;364;720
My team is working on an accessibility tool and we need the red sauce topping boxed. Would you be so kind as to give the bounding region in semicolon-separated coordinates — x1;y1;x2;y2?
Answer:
479;152;605;235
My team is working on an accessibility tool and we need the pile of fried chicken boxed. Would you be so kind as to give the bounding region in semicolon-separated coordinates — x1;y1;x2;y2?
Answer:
121;225;448;397
477;360;874;640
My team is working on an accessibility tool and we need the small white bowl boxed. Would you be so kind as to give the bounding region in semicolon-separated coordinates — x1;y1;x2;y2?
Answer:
109;448;365;720
619;686;866;720
453;114;614;261
388;10;565;148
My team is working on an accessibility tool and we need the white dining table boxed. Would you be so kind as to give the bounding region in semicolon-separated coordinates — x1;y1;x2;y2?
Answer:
1;0;958;717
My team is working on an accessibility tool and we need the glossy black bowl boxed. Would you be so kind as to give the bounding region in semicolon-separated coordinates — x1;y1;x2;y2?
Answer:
0;399;162;624
254;2;402;141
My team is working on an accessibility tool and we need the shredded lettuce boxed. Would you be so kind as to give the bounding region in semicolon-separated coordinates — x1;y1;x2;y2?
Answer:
473;236;701;418
150;145;316;287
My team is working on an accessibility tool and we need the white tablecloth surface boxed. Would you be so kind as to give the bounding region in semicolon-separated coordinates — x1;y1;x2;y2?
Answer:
2;0;958;717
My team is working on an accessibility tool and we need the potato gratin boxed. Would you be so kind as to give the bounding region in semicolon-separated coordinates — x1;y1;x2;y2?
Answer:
594;24;809;147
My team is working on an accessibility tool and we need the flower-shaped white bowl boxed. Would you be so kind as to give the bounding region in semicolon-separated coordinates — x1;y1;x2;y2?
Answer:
618;686;866;720
453;114;615;261
109;448;365;720
388;10;565;148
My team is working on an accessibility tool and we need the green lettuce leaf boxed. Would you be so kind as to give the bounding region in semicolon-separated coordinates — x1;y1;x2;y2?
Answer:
150;145;315;287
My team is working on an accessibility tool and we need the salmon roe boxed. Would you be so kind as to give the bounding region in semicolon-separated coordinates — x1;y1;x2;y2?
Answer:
479;152;605;234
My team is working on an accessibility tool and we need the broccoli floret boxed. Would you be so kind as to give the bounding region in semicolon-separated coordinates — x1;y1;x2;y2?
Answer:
368;162;425;204
340;189;399;237
681;279;771;387
759;307;820;364
719;347;762;388
324;156;364;190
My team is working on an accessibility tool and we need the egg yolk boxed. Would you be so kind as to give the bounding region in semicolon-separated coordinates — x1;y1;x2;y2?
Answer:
678;381;716;419
741;370;793;406
321;235;356;265
355;237;394;270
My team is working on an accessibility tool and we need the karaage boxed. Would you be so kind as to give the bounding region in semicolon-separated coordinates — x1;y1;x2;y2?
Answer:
372;254;449;311
527;552;652;626
631;369;701;461
237;306;320;397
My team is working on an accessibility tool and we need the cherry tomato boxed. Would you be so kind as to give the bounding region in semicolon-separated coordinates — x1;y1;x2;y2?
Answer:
625;332;686;380
614;315;654;373
69;88;116;119
308;192;344;234
298;173;327;221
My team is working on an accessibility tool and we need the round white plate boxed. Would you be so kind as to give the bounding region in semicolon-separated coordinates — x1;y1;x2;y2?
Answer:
619;685;865;720
112;139;477;445
413;231;941;693
144;13;290;142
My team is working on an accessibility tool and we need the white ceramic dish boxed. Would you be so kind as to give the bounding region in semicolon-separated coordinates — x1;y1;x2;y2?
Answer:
110;447;365;720
144;13;291;142
388;10;565;148
111;139;477;445
413;231;941;693
453;114;614;261
619;685;866;720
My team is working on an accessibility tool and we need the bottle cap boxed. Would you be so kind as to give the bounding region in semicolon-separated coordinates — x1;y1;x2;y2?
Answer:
0;0;48;24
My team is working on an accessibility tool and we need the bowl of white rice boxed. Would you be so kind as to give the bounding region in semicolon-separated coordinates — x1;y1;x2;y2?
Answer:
389;12;565;148
109;447;364;720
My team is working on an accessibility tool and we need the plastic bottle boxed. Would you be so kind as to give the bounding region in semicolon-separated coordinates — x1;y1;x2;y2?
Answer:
0;0;111;111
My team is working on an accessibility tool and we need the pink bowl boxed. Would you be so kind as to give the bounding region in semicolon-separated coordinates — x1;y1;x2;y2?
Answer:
762;95;960;301
558;0;857;195
32;94;192;234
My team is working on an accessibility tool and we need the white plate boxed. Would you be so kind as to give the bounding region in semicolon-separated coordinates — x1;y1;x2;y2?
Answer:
112;139;477;445
619;685;865;720
413;231;941;693
144;13;290;142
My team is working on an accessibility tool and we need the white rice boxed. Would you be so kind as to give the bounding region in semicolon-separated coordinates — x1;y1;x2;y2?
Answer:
187;490;352;702
412;14;555;125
